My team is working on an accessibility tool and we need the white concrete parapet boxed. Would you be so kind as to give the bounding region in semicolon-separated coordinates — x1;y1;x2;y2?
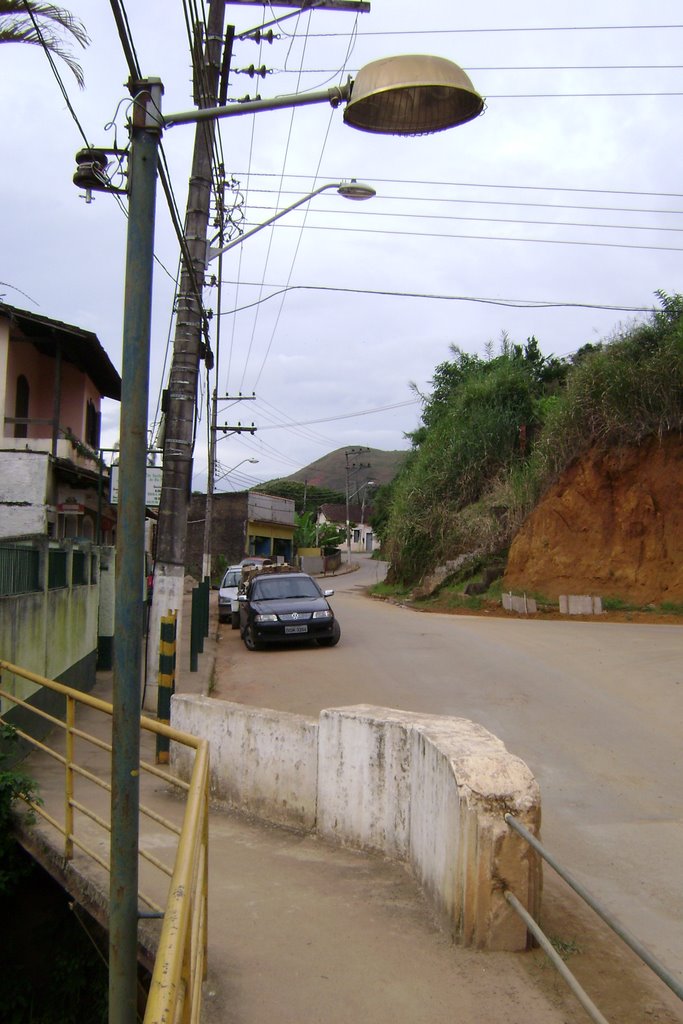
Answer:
172;696;318;829
171;697;541;950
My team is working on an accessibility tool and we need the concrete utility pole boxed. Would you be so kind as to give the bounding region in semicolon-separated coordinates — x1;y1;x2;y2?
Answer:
109;78;163;1024
147;0;228;692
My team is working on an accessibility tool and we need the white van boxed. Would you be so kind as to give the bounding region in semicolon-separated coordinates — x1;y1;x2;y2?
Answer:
218;565;242;627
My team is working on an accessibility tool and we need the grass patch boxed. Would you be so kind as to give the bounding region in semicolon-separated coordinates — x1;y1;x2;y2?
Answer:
660;601;683;615
370;581;413;601
549;935;582;960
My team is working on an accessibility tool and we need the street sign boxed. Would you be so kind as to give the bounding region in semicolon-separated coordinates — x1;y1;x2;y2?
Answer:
109;465;163;507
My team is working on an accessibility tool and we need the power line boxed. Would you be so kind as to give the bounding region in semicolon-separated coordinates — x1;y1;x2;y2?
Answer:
25;3;90;146
251;221;683;253
246;190;683;218
234;172;683;202
242;204;683;235
254;398;420;431
218;282;655;315
304;24;683;37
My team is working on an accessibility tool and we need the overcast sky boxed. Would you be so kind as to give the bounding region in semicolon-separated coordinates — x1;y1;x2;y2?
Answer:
2;2;682;491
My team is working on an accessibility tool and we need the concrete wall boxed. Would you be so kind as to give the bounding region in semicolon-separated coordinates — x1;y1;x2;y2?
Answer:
0;539;101;717
0;451;49;537
171;697;541;950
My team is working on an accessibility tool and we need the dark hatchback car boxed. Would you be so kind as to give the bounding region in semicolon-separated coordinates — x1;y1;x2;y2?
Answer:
238;570;340;651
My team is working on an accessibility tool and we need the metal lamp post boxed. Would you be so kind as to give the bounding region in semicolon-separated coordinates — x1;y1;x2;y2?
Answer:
200;181;375;580
104;52;483;1024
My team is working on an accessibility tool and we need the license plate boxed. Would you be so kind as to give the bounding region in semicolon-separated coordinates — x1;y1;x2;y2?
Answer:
284;624;308;634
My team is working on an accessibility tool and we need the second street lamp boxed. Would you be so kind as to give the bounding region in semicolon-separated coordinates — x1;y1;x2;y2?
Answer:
201;179;376;580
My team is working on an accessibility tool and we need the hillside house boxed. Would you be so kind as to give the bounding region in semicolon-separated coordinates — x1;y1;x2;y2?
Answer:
317;502;378;554
0;303;121;542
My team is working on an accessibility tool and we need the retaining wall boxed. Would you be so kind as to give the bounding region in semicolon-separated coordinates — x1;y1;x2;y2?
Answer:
171;696;541;950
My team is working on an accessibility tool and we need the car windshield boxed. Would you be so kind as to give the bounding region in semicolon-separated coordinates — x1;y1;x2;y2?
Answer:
221;570;241;588
252;577;321;601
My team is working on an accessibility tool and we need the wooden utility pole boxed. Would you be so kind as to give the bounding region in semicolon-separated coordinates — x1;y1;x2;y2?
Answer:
147;0;228;692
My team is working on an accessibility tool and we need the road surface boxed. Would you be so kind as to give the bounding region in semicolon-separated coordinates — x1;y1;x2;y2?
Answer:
213;556;683;992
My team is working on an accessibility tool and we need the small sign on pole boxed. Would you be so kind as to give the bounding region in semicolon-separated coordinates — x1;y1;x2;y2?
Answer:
110;465;163;506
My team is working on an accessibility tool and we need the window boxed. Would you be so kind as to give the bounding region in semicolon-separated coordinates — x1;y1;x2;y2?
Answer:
72;550;88;585
14;375;29;438
85;399;100;449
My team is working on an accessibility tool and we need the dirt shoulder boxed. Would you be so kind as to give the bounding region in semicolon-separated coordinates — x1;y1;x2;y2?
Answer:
378;594;683;626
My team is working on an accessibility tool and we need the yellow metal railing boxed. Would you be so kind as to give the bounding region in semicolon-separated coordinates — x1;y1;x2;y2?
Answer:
0;659;209;1024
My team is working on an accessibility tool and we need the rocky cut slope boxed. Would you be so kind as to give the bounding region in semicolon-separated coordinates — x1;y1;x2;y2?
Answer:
503;434;683;604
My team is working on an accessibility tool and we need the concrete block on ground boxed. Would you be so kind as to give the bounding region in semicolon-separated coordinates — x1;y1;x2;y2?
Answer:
560;595;603;615
502;592;537;614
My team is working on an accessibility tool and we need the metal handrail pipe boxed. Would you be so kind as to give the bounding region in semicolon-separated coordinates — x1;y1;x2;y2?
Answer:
139;803;183;837
140;758;191;790
70;798;110;835
1;660;117;716
505;814;683;1002
71;762;111;793
71;727;111;753
505;891;611;1024
145;740;209;1021
10;726;68;766
138;845;173;879
0;659;203;750
0;689;73;734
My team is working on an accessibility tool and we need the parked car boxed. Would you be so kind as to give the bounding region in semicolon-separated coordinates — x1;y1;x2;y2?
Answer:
218;565;242;627
238;569;341;651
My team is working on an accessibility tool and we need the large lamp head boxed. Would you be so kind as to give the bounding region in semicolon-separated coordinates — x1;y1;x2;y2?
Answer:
344;55;484;136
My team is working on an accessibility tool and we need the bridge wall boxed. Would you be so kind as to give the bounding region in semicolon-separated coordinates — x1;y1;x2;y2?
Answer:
171;696;541;950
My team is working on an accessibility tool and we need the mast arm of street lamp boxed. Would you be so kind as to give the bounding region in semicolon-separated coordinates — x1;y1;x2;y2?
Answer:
207;182;343;263
163;81;351;129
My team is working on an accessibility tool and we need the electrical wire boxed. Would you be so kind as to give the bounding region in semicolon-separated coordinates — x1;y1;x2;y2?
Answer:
218;282;655;315
24;3;91;146
303;24;683;38
240;204;683;235
234;172;683;202
245;221;683;253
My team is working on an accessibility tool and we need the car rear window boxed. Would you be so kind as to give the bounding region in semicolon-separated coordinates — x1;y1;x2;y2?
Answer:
252;577;321;601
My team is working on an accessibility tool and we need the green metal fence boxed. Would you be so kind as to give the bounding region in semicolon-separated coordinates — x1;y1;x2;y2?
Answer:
0;545;40;596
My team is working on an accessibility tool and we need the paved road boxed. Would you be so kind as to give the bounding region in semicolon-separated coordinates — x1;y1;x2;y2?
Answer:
214;555;683;983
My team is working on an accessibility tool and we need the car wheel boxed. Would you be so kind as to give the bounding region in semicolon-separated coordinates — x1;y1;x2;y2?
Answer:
218;614;227;624
231;610;239;630
243;624;262;651
317;620;341;647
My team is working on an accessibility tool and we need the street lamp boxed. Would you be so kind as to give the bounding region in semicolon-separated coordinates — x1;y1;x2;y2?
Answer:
214;456;259;489
207;179;375;262
104;51;483;1021
201;180;375;579
163;54;484;132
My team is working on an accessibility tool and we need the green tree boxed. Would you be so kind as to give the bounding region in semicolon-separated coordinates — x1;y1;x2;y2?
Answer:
0;1;89;87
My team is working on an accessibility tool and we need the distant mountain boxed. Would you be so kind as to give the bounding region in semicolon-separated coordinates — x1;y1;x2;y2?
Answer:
282;447;408;493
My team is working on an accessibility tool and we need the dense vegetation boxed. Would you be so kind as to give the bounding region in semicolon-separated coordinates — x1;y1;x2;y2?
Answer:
256;479;345;516
379;292;683;585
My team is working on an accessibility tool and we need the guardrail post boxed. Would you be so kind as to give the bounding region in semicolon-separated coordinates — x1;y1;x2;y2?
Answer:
190;587;200;671
64;695;75;860
202;576;210;638
156;612;177;764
